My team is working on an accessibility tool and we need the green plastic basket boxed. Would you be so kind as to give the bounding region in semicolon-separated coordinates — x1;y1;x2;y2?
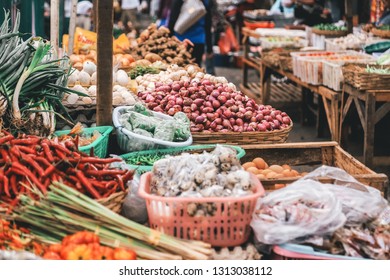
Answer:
54;126;114;158
120;144;246;174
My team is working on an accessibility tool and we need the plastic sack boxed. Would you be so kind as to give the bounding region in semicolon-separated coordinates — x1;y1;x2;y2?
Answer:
153;120;176;142
251;180;346;244
121;174;148;224
173;112;191;140
300;165;388;225
129;111;159;132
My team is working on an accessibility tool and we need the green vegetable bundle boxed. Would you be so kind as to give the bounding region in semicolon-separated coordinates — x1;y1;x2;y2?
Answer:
314;23;347;31
128;66;160;79
0;10;83;136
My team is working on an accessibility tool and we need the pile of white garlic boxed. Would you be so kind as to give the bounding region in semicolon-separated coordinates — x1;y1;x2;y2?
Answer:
136;64;229;92
67;61;131;88
65;61;136;106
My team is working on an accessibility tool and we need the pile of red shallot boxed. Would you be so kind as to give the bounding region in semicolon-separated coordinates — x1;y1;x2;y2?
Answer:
137;79;292;133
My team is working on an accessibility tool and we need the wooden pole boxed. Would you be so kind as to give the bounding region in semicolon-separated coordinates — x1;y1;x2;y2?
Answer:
96;0;113;126
345;0;353;33
67;0;78;54
50;0;60;57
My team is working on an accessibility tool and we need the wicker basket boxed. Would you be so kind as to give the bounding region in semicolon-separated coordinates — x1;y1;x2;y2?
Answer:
192;123;293;145
311;28;348;37
279;56;293;72
371;28;390;39
342;63;390;90
97;190;128;214
262;53;280;68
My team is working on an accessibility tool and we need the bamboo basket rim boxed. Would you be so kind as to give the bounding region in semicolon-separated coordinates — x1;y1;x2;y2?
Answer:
311;28;348;36
342;63;390;76
371;28;390;39
192;121;293;137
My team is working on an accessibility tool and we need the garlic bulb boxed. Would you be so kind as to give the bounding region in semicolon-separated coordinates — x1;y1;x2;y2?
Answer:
113;95;123;106
90;72;97;85
82;61;96;75
116;70;130;86
67;93;79;104
82;97;93;105
72;84;87;94
78;70;91;86
67;69;79;86
88;85;97;96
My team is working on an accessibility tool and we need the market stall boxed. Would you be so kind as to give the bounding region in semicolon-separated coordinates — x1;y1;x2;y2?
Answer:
0;1;389;262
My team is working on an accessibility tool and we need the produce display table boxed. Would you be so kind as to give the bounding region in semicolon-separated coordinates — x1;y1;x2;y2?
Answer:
340;84;390;167
240;27;301;106
240;27;341;142
259;60;341;142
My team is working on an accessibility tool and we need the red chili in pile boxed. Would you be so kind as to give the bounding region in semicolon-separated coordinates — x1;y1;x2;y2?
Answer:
0;131;133;202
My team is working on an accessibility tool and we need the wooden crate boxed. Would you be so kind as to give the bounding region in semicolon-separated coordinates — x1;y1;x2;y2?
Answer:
240;142;389;196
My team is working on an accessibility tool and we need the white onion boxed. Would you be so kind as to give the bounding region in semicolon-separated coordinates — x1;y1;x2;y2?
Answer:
90;72;97;85
88;85;97;96
78;70;91;86
67;93;79;104
82;61;96;75
116;70;130;86
82;96;93;105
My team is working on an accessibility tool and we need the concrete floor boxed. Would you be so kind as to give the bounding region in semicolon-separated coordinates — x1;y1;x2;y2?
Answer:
214;66;390;180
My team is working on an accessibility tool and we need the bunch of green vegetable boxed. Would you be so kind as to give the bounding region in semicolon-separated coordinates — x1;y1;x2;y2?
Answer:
365;65;390;74
128;66;160;79
0;10;83;136
314;23;347;31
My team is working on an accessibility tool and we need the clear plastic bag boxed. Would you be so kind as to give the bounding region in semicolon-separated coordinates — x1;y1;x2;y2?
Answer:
153;120;176;142
129;111;159;132
251;165;389;245
251;180;346;245
121;174;148;224
0;250;42;260
299;165;388;225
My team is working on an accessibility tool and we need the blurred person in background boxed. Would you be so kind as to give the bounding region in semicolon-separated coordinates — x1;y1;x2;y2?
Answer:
121;0;140;33
168;0;213;67
284;0;331;26
157;0;172;27
377;0;390;25
76;0;93;30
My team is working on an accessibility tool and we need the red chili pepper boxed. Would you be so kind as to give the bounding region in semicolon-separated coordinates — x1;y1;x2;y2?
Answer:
0;134;14;145
42;165;56;177
41;142;54;162
10;162;47;194
75;171;101;199
0;170;10;197
121;170;135;183
0;149;11;162
116;174;125;191
16;145;37;155
49;143;72;156
68;157;122;164
10;175;18;196
85;169;127;177
10;138;40;146
23;156;45;177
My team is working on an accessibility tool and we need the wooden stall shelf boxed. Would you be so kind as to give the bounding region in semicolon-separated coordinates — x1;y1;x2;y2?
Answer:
240;141;389;198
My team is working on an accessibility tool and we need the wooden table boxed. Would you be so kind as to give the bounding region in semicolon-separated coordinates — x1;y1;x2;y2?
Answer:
260;61;341;142
340;84;390;167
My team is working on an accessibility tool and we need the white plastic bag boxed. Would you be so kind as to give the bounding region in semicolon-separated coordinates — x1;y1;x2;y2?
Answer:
300;165;388;225
121;173;148;224
250;180;346;245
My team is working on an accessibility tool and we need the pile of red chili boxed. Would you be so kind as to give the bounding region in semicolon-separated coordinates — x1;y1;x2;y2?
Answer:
0;131;134;202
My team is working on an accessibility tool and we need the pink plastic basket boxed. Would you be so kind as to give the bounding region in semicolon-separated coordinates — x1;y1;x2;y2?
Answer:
138;172;265;247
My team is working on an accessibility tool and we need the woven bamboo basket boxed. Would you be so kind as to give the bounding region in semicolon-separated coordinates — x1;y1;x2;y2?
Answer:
97;190;128;214
311;28;348;37
279;56;293;72
371;28;390;39
192;123;293;145
262;53;280;68
342;63;390;90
